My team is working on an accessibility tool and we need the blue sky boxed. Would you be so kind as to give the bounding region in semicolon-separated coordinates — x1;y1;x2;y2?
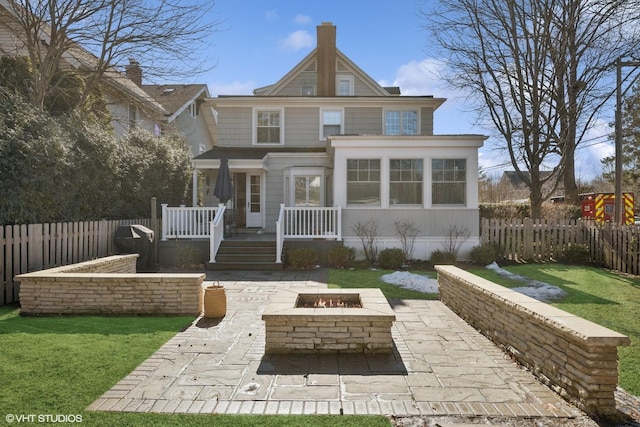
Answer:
196;0;613;181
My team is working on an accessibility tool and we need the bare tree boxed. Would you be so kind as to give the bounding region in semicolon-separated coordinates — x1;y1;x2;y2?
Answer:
4;0;218;110
421;0;640;218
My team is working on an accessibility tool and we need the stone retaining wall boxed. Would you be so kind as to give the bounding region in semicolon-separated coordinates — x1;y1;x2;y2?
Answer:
435;265;630;417
17;255;204;316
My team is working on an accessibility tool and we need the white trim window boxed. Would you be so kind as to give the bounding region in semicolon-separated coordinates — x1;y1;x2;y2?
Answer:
390;159;423;205
295;176;322;207
336;75;354;96
128;103;138;129
187;102;196;118
347;159;381;206
254;108;283;145
432;159;466;205
320;108;343;140
384;109;419;136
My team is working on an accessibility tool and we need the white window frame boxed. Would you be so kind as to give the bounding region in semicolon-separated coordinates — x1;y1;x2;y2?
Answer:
187;102;196;118
389;158;423;206
431;158;467;206
128;103;138;129
319;108;344;140
346;158;381;206
286;167;326;207
253;107;284;145
383;109;420;136
336;75;354;96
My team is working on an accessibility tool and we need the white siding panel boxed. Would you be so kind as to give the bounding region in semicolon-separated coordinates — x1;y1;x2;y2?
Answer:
421;107;434;135
107;102;129;138
353;76;381;96
345;107;383;135
217;107;252;146
284;107;321;146
174;111;215;156
274;72;318;96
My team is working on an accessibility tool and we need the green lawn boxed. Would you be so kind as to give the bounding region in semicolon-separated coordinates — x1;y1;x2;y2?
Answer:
0;306;390;427
328;268;438;300
1;264;636;425
468;264;640;396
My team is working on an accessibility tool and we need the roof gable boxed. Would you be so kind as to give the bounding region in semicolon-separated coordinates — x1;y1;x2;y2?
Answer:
256;48;391;97
142;84;208;122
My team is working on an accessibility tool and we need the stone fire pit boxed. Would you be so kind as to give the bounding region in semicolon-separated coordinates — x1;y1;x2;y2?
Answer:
262;288;396;354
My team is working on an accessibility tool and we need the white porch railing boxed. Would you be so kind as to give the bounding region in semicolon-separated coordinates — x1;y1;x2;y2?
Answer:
209;205;226;263
276;205;342;263
161;204;220;240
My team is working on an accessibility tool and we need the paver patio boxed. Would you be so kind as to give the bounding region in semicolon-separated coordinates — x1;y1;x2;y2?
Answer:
88;269;598;424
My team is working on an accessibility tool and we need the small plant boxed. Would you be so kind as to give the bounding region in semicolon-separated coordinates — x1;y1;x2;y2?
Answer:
469;243;501;265
378;248;406;270
394;218;420;260
285;247;318;269
430;249;457;265
561;244;592;265
352;219;379;265
327;245;356;269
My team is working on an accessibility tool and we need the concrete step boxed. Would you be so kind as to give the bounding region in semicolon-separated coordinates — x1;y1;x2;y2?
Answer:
207;261;283;271
209;239;281;270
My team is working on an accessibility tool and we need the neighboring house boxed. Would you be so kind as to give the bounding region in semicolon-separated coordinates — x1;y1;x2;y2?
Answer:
0;0;167;137
497;171;561;203
192;22;486;260
139;79;217;157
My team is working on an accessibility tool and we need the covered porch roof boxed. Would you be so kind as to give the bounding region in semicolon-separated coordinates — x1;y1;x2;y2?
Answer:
194;146;328;163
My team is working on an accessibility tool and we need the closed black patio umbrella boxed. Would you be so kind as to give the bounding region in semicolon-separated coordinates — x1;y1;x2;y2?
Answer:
214;158;234;203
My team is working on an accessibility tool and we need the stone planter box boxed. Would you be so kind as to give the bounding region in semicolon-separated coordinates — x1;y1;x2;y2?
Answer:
16;255;205;316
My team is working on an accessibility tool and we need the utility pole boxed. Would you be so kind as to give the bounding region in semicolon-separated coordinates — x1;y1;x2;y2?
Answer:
614;58;640;224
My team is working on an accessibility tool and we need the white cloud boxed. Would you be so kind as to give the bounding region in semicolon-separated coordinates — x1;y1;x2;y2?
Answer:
265;10;278;20
378;59;447;96
280;30;314;52
294;14;311;25
209;80;256;96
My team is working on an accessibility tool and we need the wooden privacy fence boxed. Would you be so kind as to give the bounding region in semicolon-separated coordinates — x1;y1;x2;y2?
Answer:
481;218;640;276
1;218;150;305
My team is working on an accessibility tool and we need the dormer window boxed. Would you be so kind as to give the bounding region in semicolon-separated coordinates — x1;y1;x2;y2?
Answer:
336;75;354;96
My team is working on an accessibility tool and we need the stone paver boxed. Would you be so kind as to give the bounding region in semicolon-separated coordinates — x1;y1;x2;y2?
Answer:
87;269;597;424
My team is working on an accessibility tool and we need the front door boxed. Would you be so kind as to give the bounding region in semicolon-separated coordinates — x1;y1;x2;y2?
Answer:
246;174;263;227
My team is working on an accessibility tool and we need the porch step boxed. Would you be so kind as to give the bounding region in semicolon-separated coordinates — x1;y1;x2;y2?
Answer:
208;240;283;271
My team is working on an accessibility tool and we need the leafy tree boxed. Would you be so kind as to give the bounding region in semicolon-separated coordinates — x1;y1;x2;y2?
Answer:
601;80;640;199
115;128;192;218
0;89;72;223
422;0;640;218
0;89;193;224
0;55;32;97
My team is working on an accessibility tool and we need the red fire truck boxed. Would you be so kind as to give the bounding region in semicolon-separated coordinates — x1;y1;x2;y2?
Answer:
580;192;634;224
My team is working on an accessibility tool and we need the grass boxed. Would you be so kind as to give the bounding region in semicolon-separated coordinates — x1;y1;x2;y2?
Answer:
2;264;636;424
0;306;390;426
328;268;439;300
468;263;640;396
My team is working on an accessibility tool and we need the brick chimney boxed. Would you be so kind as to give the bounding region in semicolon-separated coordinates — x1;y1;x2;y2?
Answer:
125;59;142;86
316;22;336;97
